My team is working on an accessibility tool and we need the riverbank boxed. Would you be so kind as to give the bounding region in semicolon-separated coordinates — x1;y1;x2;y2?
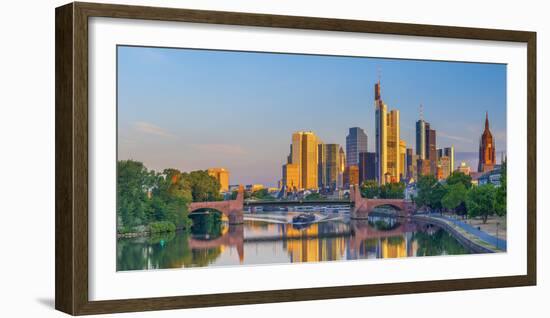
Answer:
411;214;505;253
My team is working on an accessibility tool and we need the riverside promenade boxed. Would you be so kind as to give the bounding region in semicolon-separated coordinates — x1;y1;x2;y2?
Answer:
412;213;506;253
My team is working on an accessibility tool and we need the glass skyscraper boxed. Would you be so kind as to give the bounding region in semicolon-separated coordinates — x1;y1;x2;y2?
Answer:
346;127;368;168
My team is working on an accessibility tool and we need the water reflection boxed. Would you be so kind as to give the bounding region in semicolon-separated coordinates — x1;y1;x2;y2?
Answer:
117;212;469;271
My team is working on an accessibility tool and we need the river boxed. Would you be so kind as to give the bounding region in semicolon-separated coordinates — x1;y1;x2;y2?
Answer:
117;211;470;271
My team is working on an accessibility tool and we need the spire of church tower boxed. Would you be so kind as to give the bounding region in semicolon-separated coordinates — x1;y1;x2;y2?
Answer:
485;111;489;130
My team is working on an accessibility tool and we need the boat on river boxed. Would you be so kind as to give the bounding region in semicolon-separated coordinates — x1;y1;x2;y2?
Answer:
292;213;316;224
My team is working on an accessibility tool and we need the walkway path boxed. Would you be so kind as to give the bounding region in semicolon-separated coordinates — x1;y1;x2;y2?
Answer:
425;213;507;251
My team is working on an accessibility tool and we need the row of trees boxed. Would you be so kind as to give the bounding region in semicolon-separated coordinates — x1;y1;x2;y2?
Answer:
117;160;223;233
360;180;406;199
414;163;506;223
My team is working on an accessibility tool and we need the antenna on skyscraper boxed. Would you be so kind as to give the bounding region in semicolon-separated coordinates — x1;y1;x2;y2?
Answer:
377;66;381;84
419;104;424;121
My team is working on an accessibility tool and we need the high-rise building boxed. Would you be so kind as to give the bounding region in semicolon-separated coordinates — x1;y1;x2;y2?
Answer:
406;148;418;181
318;144;345;190
374;80;401;185
386;110;401;183
344;165;359;188
416;120;426;160
282;163;300;191
207;168;230;192
399;140;407;181
375;80;387;185
358;152;376;184
444;146;455;172
417;158;431;177
478;112;496;172
317;143;326;189
425;123;437;175
346;127;368;167
338;146;346;188
284;131;319;190
438;156;451;180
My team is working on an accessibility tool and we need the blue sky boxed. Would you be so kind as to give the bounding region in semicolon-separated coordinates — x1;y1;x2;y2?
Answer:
118;46;507;187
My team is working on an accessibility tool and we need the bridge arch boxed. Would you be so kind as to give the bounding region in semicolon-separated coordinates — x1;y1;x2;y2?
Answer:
187;185;245;225
350;185;415;219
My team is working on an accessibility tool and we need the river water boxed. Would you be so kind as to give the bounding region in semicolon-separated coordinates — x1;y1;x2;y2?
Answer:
117;211;470;271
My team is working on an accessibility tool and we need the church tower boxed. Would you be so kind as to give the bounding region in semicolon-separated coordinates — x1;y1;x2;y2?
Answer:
478;112;496;172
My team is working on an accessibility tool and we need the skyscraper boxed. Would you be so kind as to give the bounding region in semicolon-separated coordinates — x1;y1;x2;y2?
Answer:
399;140;407;181
425;122;437;175
386;109;401;183
282;164;300;191
318;144;345;190
358;152;376;184
285;131;319;190
345;127;368;167
416;119;426;160
444;146;455;172
406;148;418;181
207;168;230;192
375;80;387;185
478;112;496;173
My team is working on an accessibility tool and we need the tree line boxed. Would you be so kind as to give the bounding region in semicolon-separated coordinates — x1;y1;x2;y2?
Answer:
117;160;223;234
414;162;506;223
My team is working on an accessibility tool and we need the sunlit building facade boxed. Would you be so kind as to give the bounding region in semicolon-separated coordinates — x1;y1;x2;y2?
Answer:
285;131;319;190
386;109;401;183
478;112;496;173
207;168;230;192
318;143;345;190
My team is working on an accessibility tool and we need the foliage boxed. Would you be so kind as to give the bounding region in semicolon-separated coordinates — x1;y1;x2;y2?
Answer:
446;171;473;189
495;160;507;216
442;183;468;215
117;160;156;230
149;221;176;234
360;180;404;199
360;180;380;198
379;182;405;199
117;160;224;234
414;174;438;209
251;188;272;200
466;184;497;223
181;170;223;202
304;192;322;200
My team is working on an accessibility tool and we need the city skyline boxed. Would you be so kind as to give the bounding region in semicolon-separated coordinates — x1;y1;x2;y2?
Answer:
118;46;507;187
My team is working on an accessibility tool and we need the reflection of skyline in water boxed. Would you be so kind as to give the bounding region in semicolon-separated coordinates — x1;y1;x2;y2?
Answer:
117;214;470;271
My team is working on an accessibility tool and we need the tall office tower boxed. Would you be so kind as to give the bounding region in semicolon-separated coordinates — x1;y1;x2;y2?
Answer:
386;110;401;183
444;146;455;172
439;156;451;180
417;158;431;177
207;168;230;192
399;140;407;181
406;148;418;181
338;146;346;188
374;80;388;185
344;165;359;188
318;144;344;190
425;123;437;175
317;143;327;189
282;163;299;191
285;131;319;190
437;148;443;160
345;127;368;167
416;119;426;160
478;112;496;173
358;152;376;184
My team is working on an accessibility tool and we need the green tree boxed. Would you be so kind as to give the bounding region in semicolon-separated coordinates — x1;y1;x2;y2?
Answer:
446;171;473;189
414;175;438;210
380;182;405;199
251;188;271;200
117;160;155;231
305;192;322;200
429;183;447;213
360;180;380;198
495;160;507;216
441;182;468;215
181;170;223;202
466;184;497;223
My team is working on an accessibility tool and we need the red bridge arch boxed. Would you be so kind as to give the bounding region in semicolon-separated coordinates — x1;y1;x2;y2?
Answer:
188;185;244;224
350;185;415;219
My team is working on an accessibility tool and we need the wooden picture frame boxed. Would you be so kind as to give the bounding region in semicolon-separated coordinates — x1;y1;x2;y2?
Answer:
55;1;536;315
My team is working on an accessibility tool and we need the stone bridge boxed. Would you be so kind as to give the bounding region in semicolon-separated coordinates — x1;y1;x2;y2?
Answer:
349;185;415;219
188;185;244;224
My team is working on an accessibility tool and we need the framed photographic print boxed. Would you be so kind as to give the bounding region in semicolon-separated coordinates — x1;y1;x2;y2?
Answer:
55;2;536;315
